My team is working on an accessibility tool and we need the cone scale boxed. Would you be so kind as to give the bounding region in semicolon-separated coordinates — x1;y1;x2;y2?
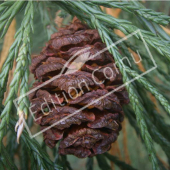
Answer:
30;20;129;158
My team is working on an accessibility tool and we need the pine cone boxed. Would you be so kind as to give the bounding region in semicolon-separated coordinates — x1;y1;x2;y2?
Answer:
30;20;129;158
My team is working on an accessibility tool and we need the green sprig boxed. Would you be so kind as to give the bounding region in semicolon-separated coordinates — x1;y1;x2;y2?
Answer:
0;1;27;38
0;1;34;143
96;155;112;170
0;143;18;170
9;117;61;170
38;2;57;39
88;0;170;26
86;158;93;170
104;153;137;170
124;66;170;115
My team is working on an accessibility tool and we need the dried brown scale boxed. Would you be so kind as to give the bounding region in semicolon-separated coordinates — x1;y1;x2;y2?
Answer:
36;89;64;104
39;106;95;130
28;82;44;100
59;127;118;157
46;57;67;64
49;71;104;93
48;29;101;52
42;127;63;148
60;42;114;64
60;127;106;149
82;63;122;82
51;29;74;39
91;109;124;123
30;96;63;114
44;138;56;148
30;54;47;74
30;20;130;158
51;20;88;39
105;85;126;91
41;42;112;63
91;131;118;155
69;89;122;112
115;91;129;104
87;112;121;130
105;86;129;104
43;128;64;141
35;58;68;79
50;24;88;39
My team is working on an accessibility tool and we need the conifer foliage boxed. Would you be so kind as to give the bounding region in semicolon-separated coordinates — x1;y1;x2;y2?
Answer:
0;1;170;170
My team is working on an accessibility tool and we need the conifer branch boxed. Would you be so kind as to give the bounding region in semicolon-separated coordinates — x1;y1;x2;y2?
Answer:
136;88;170;163
112;32;170;84
0;1;27;38
129;1;170;41
57;155;73;170
0;2;29;109
9;117;61;170
0;143;18;170
39;2;57;39
124;107;142;139
0;32;23;109
19;142;29;170
86;158;93;170
146;117;170;161
96;155;112;170
124;107;170;169
88;0;170;26
0;1;34;144
138;90;170;141
124;66;170;115
126;104;170;164
104;153;137;170
15;1;34;140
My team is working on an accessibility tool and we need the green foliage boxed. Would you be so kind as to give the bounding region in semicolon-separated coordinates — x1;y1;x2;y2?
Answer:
55;155;73;170
0;1;34;142
88;0;170;26
0;143;18;170
104;153;137;170
38;1;57;39
0;1;170;170
86;158;93;170
9;117;61;170
96;155;112;170
124;66;170;115
0;1;27;38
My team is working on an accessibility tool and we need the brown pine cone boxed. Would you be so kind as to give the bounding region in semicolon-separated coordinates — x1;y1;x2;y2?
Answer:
29;20;129;158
